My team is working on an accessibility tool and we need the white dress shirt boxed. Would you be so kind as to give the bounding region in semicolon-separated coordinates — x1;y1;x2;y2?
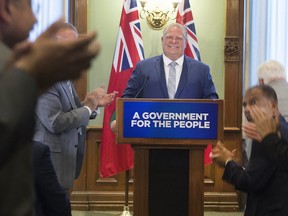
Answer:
163;54;184;92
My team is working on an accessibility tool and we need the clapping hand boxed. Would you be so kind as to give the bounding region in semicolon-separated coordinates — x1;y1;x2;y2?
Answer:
242;122;262;142
250;106;279;141
210;141;237;167
90;84;118;107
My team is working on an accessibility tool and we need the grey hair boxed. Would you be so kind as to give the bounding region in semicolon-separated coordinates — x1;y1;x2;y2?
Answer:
257;60;287;84
162;23;187;41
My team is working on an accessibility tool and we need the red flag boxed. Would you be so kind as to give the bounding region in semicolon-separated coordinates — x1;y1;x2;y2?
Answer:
100;0;144;178
176;0;201;61
177;0;212;165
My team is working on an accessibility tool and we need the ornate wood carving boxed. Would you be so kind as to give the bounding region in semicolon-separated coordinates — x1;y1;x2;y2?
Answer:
225;37;240;61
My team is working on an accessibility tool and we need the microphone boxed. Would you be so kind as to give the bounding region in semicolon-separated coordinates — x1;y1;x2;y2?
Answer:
134;76;150;98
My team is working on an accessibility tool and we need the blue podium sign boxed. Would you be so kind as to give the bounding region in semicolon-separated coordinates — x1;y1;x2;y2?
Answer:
123;101;218;139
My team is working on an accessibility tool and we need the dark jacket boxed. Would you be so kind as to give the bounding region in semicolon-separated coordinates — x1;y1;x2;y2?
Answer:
122;55;218;99
223;139;288;216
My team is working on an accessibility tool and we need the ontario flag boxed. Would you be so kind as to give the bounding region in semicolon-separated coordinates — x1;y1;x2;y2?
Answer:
176;0;201;61
177;0;212;165
100;0;144;178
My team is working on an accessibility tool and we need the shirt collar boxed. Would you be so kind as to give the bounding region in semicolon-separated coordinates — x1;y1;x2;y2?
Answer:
162;54;184;67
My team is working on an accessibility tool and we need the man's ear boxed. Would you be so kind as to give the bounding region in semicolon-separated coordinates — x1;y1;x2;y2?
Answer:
271;101;278;115
272;106;280;120
0;0;12;23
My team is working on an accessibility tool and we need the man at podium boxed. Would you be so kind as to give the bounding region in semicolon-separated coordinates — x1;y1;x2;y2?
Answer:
111;23;218;216
111;22;218;127
121;23;218;100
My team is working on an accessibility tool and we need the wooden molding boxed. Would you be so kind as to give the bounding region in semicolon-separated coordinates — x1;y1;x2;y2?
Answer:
71;190;239;212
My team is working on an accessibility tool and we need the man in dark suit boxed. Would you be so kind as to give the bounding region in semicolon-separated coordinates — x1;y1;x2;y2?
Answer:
120;23;217;99
33;141;71;216
0;0;100;215
211;85;288;216
248;104;288;172
111;22;218;126
110;23;218;215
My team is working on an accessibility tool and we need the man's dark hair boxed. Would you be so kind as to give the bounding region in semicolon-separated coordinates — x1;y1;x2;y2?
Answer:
249;85;278;103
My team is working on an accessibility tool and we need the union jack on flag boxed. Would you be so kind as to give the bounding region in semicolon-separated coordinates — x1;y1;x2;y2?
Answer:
176;0;201;61
112;1;144;72
100;0;144;178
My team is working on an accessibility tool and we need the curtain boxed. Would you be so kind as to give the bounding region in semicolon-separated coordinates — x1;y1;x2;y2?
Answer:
29;0;69;41
245;0;288;86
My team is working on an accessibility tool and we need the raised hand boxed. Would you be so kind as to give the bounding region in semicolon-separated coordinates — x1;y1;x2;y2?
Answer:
242;122;262;142
250;105;280;141
83;84;118;110
90;84;118;107
210;141;236;167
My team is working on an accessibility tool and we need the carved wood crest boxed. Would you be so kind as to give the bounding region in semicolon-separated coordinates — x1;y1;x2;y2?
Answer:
224;37;240;61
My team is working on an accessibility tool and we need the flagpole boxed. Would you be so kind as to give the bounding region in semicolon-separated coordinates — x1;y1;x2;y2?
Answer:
120;170;132;216
125;170;129;206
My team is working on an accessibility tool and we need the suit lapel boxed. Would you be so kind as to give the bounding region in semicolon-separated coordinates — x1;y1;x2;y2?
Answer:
72;87;82;108
156;56;169;98
61;82;77;109
175;57;188;98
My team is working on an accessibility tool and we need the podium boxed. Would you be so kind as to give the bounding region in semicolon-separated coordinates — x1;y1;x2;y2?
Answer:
116;98;223;216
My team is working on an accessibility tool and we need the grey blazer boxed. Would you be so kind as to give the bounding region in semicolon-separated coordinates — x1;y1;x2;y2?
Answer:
269;79;288;121
33;81;90;189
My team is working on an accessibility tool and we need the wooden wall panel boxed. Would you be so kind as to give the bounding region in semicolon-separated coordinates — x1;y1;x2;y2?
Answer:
70;0;245;212
71;127;241;212
69;0;88;101
71;127;133;211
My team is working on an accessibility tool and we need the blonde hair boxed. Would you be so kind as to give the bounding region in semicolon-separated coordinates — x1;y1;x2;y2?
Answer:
257;60;286;84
